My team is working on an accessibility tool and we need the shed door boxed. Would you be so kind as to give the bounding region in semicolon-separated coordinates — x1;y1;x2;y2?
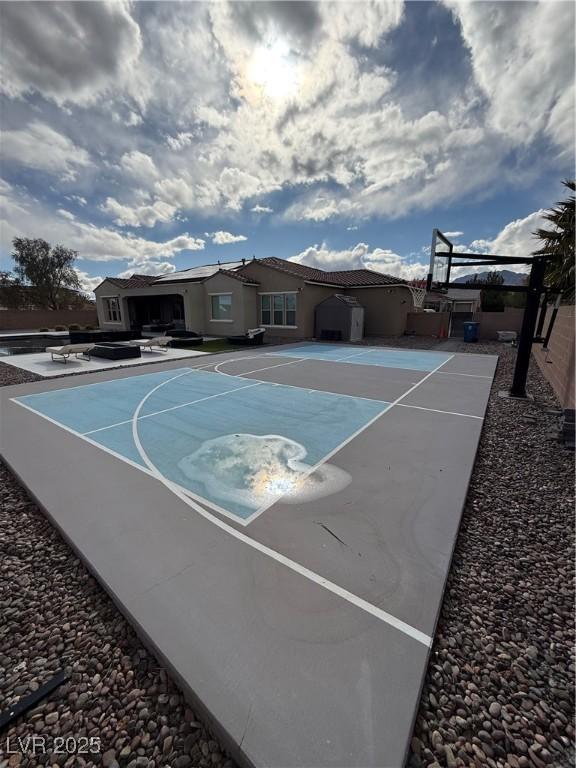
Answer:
350;308;364;341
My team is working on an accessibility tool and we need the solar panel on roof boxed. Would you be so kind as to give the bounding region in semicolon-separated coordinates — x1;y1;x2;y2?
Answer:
154;261;244;281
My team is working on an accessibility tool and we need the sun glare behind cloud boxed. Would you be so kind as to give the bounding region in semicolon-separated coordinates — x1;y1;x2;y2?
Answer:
247;41;300;101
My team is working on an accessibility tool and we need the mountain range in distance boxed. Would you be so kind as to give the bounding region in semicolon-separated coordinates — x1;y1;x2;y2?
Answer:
453;269;528;285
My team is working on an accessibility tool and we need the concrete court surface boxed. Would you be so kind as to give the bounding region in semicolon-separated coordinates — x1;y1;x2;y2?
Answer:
0;342;498;768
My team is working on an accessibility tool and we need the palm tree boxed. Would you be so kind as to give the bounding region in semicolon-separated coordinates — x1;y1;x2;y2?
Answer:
533;180;575;295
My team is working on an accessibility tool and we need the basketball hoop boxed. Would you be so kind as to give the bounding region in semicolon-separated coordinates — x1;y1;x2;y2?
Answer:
407;284;426;308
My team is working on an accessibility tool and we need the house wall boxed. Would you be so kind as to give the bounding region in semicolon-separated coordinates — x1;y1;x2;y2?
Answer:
202;273;258;336
347;286;413;336
95;265;419;340
95;281;203;332
533;304;575;411
240;262;332;338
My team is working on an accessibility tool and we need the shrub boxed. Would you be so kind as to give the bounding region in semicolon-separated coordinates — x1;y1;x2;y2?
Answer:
38;327;50;332
54;325;67;331
68;323;81;330
84;324;96;330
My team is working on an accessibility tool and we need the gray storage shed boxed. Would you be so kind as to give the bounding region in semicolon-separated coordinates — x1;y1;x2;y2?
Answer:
315;294;365;342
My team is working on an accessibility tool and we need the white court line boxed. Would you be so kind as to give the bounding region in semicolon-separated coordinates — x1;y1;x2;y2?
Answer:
11;397;251;526
264;349;451;373
82;380;263;436
213;356;307;378
11;348;464;647
129;369;433;647
436;371;493;379
213;359;407;404
335;349;377;362
241;352;456;524
396;403;483;420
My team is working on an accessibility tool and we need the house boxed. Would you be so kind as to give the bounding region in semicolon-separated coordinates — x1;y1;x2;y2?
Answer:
94;257;415;339
422;288;482;314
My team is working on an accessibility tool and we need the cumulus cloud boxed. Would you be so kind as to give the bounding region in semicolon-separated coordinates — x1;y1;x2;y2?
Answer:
445;1;575;152
119;151;159;185
0;1;142;105
101;197;178;228
462;210;546;268
444;231;463;238
0;180;205;277
0;0;572;265
290;242;428;281
75;269;104;294
211;230;248;245
1;122;91;180
444;210;548;279
117;262;176;278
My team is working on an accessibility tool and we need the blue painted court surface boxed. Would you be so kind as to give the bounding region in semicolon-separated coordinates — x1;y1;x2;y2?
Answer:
266;343;453;371
4;343;500;768
16;367;389;521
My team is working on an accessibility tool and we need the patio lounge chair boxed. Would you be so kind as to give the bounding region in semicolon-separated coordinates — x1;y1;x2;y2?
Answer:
130;336;174;352
46;343;95;363
226;328;266;346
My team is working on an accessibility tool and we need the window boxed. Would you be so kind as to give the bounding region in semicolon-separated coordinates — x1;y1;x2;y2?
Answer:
103;296;121;323
260;293;297;327
210;293;232;321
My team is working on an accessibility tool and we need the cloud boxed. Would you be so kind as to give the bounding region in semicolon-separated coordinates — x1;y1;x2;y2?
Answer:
445;1;575;152
1;122;91;180
166;132;197;151
125;111;143;127
75;269;104;294
58;209;76;221
469;210;546;259
290;242;428;281
0;1;142;105
443;231;463;238
0;180;205;276
0;0;572;256
119;151;159;185
67;195;87;207
101;197;177;228
117;262;176;278
446;210;548;278
285;195;360;223
211;231;248;245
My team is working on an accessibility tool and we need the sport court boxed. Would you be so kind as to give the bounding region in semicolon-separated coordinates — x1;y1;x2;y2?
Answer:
1;342;498;767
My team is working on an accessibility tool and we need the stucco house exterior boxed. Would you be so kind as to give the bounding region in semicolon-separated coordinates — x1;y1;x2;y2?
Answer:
94;257;415;339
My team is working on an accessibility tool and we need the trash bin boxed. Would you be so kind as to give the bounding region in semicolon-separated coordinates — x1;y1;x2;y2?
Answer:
463;321;480;343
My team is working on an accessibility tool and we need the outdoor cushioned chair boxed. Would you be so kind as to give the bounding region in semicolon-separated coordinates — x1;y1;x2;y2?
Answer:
46;343;95;363
226;328;266;346
129;336;174;352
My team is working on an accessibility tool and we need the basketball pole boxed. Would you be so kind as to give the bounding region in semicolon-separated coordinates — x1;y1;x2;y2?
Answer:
508;256;547;398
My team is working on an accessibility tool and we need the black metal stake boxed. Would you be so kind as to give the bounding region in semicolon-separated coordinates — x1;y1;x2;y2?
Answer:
509;257;547;398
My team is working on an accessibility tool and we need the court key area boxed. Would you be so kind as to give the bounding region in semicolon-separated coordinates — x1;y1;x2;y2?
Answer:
0;342;498;767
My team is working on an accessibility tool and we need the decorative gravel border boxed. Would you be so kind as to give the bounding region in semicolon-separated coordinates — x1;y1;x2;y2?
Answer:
0;341;573;768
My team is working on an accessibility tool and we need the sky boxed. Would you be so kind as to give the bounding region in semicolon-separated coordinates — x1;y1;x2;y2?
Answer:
0;0;574;292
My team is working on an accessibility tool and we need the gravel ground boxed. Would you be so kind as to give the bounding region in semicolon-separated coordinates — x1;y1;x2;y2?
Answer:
0;343;574;768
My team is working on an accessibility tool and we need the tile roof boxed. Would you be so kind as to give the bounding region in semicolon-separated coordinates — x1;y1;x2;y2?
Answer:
256;257;407;287
208;269;259;284
101;259;406;291
103;274;159;289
